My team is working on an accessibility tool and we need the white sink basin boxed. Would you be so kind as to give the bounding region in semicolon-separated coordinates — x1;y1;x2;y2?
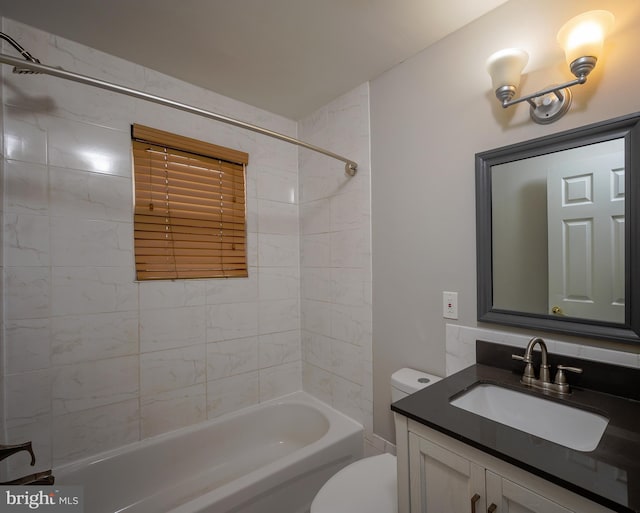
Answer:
449;383;609;452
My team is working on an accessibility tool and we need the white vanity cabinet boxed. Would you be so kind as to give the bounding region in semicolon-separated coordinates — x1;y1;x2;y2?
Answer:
396;415;616;513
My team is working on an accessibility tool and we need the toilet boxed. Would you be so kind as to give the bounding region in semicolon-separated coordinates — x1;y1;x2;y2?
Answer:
310;368;441;513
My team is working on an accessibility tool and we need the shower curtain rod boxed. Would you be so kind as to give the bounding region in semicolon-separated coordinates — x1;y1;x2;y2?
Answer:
0;51;358;176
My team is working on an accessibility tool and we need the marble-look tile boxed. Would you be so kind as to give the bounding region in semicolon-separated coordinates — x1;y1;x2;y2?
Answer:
332;375;363;424
206;372;260;419
49;166;132;222
258;234;299;267
298;143;351;201
5;319;51;373
259;331;301;369
52;399;139;467
246;195;259;234
301;233;331;268
444;324;640;376
575;344;640;368
50;217;132;267
5;266;49;320
259;298;299;334
4;213;50;266
302;363;332;406
205;271;258;304
256;166;297;204
3;106;47;164
445;324;496;376
51;266;138;316
206;337;258;381
331;303;371;347
301;268;332;302
5;369;52;421
330;228;368;269
52;355;139;415
250;136;298;175
298;107;328;149
331;339;364;384
302;331;333;372
47;118;131;177
331;267;366;306
330;191;366;232
258;267;299;301
51;312;138;365
141;384;206;438
140;306;206;352
257;199;298;235
259;361;301;401
300;199;331;235
4;160;48;214
141;344;206;396
206;302;259;343
246;233;258;268
139;279;206;309
302;299;332;338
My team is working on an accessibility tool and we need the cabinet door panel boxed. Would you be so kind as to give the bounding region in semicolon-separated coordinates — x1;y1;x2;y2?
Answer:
486;470;575;513
409;433;485;513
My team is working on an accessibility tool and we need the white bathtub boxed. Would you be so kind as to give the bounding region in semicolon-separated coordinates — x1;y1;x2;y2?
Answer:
55;392;363;513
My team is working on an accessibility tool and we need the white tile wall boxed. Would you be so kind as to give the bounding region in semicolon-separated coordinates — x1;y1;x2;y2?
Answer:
0;36;5;465
299;83;374;444
445;324;640;376
1;18;303;477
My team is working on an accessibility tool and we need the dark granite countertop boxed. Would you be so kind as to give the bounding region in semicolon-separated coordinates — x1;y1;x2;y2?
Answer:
391;362;640;513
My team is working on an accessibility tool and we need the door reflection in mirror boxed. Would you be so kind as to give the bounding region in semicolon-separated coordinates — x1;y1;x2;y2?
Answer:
491;138;624;323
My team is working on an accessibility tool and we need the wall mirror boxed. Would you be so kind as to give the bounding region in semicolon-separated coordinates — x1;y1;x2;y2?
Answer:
476;113;640;343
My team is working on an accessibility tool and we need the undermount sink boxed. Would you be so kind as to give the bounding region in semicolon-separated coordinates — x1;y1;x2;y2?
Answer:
449;383;609;452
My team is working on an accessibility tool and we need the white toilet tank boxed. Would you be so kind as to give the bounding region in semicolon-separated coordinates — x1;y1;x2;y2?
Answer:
391;368;441;402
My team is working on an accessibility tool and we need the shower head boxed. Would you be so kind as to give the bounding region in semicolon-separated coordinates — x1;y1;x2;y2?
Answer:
0;32;42;74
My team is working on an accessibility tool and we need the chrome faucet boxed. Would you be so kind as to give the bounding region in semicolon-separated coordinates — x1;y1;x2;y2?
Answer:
512;337;583;395
0;441;55;485
0;442;36;466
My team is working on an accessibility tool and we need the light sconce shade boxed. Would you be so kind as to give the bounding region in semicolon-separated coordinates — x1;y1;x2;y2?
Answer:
557;10;614;78
487;10;614;124
486;48;529;103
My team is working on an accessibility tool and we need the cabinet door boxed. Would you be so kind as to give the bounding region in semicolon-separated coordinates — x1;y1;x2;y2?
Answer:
409;432;485;513
486;470;575;513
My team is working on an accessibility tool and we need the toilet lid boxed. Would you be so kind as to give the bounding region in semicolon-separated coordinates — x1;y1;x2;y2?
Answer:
310;453;398;513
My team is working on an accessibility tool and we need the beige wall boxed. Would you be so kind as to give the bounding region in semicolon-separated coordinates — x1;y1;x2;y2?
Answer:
371;0;640;442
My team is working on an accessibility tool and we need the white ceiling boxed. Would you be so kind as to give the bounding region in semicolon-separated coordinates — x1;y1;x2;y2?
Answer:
0;0;510;120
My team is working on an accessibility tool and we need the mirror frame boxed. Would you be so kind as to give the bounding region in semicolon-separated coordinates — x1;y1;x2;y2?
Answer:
476;112;640;344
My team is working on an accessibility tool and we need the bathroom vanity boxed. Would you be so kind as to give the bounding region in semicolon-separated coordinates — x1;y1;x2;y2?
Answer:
391;342;640;513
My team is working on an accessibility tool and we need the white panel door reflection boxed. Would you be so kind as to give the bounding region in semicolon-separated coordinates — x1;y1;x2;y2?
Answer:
547;152;625;323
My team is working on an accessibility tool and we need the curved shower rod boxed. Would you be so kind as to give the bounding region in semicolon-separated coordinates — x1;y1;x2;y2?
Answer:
0;48;358;176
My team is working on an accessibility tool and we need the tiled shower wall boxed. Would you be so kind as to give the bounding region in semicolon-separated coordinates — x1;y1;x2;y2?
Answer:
298;84;376;450
1;19;302;479
0;51;5;446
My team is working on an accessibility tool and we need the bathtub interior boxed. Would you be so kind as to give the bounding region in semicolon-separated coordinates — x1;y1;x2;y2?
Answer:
55;392;363;513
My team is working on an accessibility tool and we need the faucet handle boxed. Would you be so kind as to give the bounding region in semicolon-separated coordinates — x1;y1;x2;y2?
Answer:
512;353;536;380
554;365;583;385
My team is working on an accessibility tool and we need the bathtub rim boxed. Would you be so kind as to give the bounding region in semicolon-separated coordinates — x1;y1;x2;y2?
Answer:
54;390;363;478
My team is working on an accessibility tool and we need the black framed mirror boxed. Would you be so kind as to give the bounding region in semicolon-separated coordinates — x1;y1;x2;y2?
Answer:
476;112;640;343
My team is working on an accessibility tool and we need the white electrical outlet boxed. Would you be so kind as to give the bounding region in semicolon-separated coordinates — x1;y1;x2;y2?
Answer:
443;291;458;319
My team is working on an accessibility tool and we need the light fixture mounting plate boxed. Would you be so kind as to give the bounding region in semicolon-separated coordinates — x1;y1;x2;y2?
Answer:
529;87;572;124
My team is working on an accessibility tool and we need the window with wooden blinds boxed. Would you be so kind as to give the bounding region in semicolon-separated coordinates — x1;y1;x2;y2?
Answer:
132;124;249;280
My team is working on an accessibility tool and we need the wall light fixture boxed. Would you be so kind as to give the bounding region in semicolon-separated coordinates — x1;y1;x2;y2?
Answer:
487;10;614;124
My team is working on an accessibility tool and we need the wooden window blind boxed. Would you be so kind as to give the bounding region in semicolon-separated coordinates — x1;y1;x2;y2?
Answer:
132;124;249;280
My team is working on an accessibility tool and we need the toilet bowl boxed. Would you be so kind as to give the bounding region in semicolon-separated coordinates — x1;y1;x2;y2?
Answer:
310;368;441;513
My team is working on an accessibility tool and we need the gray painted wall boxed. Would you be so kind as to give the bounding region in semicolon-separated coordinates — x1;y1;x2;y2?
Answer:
371;0;640;442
